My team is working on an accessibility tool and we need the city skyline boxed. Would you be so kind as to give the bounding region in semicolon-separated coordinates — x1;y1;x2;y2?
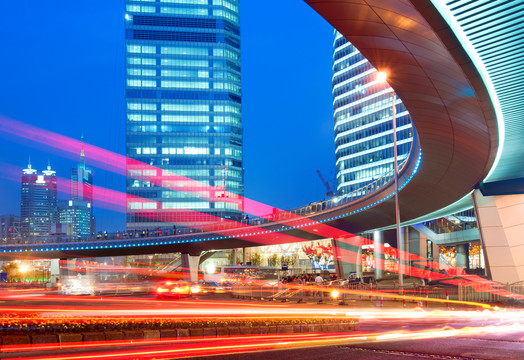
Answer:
0;0;334;232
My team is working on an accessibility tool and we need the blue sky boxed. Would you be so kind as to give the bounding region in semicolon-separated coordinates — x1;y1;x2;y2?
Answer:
0;0;334;231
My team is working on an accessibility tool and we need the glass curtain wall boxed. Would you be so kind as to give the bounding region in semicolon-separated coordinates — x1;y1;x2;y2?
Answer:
332;31;414;194
125;0;243;231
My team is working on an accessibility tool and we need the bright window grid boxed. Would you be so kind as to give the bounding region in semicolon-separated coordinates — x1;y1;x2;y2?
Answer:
336;134;412;165
333;56;367;76
334;109;410;141
333;78;389;105
334;93;402;129
337;153;410;189
332;68;376;95
125;15;243;220
126;103;240;113
332;47;361;68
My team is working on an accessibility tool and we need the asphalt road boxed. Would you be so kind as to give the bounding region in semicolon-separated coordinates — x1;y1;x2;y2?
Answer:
190;335;524;360
1;292;523;359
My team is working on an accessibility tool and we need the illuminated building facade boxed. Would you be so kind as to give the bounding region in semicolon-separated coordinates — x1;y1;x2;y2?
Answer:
332;31;414;194
70;136;95;236
20;162;58;237
58;200;92;240
124;0;243;231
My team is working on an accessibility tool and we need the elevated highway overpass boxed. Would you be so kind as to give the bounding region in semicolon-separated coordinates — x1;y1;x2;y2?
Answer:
3;0;523;282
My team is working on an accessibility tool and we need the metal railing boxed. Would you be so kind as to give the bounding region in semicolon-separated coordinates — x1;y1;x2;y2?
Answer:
240;145;421;226
5;137;422;248
458;281;524;303
422;209;478;235
231;280;469;306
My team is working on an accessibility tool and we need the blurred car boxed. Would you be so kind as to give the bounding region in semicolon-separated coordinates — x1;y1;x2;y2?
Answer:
156;281;192;299
326;279;348;287
189;282;209;296
59;282;94;296
204;281;232;294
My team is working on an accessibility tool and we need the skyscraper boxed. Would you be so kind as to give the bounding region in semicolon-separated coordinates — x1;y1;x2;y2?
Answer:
20;161;58;237
58;200;92;239
70;136;95;236
125;0;243;231
332;31;414;195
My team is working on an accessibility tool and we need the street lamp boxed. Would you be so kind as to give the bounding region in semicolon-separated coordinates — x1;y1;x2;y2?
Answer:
377;71;403;287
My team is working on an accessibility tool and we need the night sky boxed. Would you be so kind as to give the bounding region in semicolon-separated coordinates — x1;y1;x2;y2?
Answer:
0;1;334;231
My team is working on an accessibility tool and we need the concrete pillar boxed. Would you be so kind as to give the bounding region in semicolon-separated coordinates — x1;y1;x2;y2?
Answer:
332;236;363;278
50;259;60;284
472;190;524;283
374;231;385;280
402;227;411;277
356;246;363;278
432;241;440;267
242;248;246;265
181;253;200;282
59;258;73;280
456;244;469;270
232;249;238;265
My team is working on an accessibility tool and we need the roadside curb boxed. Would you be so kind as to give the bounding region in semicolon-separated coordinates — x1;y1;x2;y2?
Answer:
0;322;358;352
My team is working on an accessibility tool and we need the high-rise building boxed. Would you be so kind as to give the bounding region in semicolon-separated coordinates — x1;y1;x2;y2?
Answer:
0;214;21;243
70;136;95;236
20;161;58;237
332;31;414;194
58;200;92;239
124;0;243;231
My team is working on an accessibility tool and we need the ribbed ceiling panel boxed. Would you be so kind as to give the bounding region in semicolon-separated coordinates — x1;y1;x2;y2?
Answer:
446;0;524;182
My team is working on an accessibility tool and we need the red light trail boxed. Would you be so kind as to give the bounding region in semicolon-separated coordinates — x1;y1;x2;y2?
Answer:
4;323;524;359
0;115;517;300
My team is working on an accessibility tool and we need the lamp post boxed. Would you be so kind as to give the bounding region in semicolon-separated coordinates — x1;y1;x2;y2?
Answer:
377;71;403;287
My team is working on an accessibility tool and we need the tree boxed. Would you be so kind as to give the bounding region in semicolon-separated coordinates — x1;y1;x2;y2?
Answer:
280;255;296;267
1;262;20;282
227;250;242;265
267;254;279;267
250;252;262;266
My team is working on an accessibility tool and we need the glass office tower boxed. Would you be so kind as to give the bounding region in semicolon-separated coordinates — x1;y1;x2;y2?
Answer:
125;0;243;231
58;200;92;239
20;162;58;237
70;137;95;237
332;31;414;195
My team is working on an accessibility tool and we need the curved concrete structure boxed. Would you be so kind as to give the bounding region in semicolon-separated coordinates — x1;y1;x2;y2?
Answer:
2;0;509;259
305;0;498;229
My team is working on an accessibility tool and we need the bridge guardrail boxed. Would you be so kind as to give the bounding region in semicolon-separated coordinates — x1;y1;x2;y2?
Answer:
241;140;420;226
5;135;421;248
230;278;524;307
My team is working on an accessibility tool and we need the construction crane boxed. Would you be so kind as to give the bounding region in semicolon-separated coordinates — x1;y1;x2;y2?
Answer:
316;169;335;197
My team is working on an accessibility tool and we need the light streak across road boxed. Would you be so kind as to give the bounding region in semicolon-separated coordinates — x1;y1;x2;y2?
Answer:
5;323;524;360
0;115;520;301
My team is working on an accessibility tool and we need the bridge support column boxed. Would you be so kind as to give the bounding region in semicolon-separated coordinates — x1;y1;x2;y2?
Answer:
232;249;238;265
181;254;200;282
455;244;469;270
332;237;362;279
472;189;524;283
59;259;73;281
50;259;61;285
399;227;409;278
374;231;385;280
